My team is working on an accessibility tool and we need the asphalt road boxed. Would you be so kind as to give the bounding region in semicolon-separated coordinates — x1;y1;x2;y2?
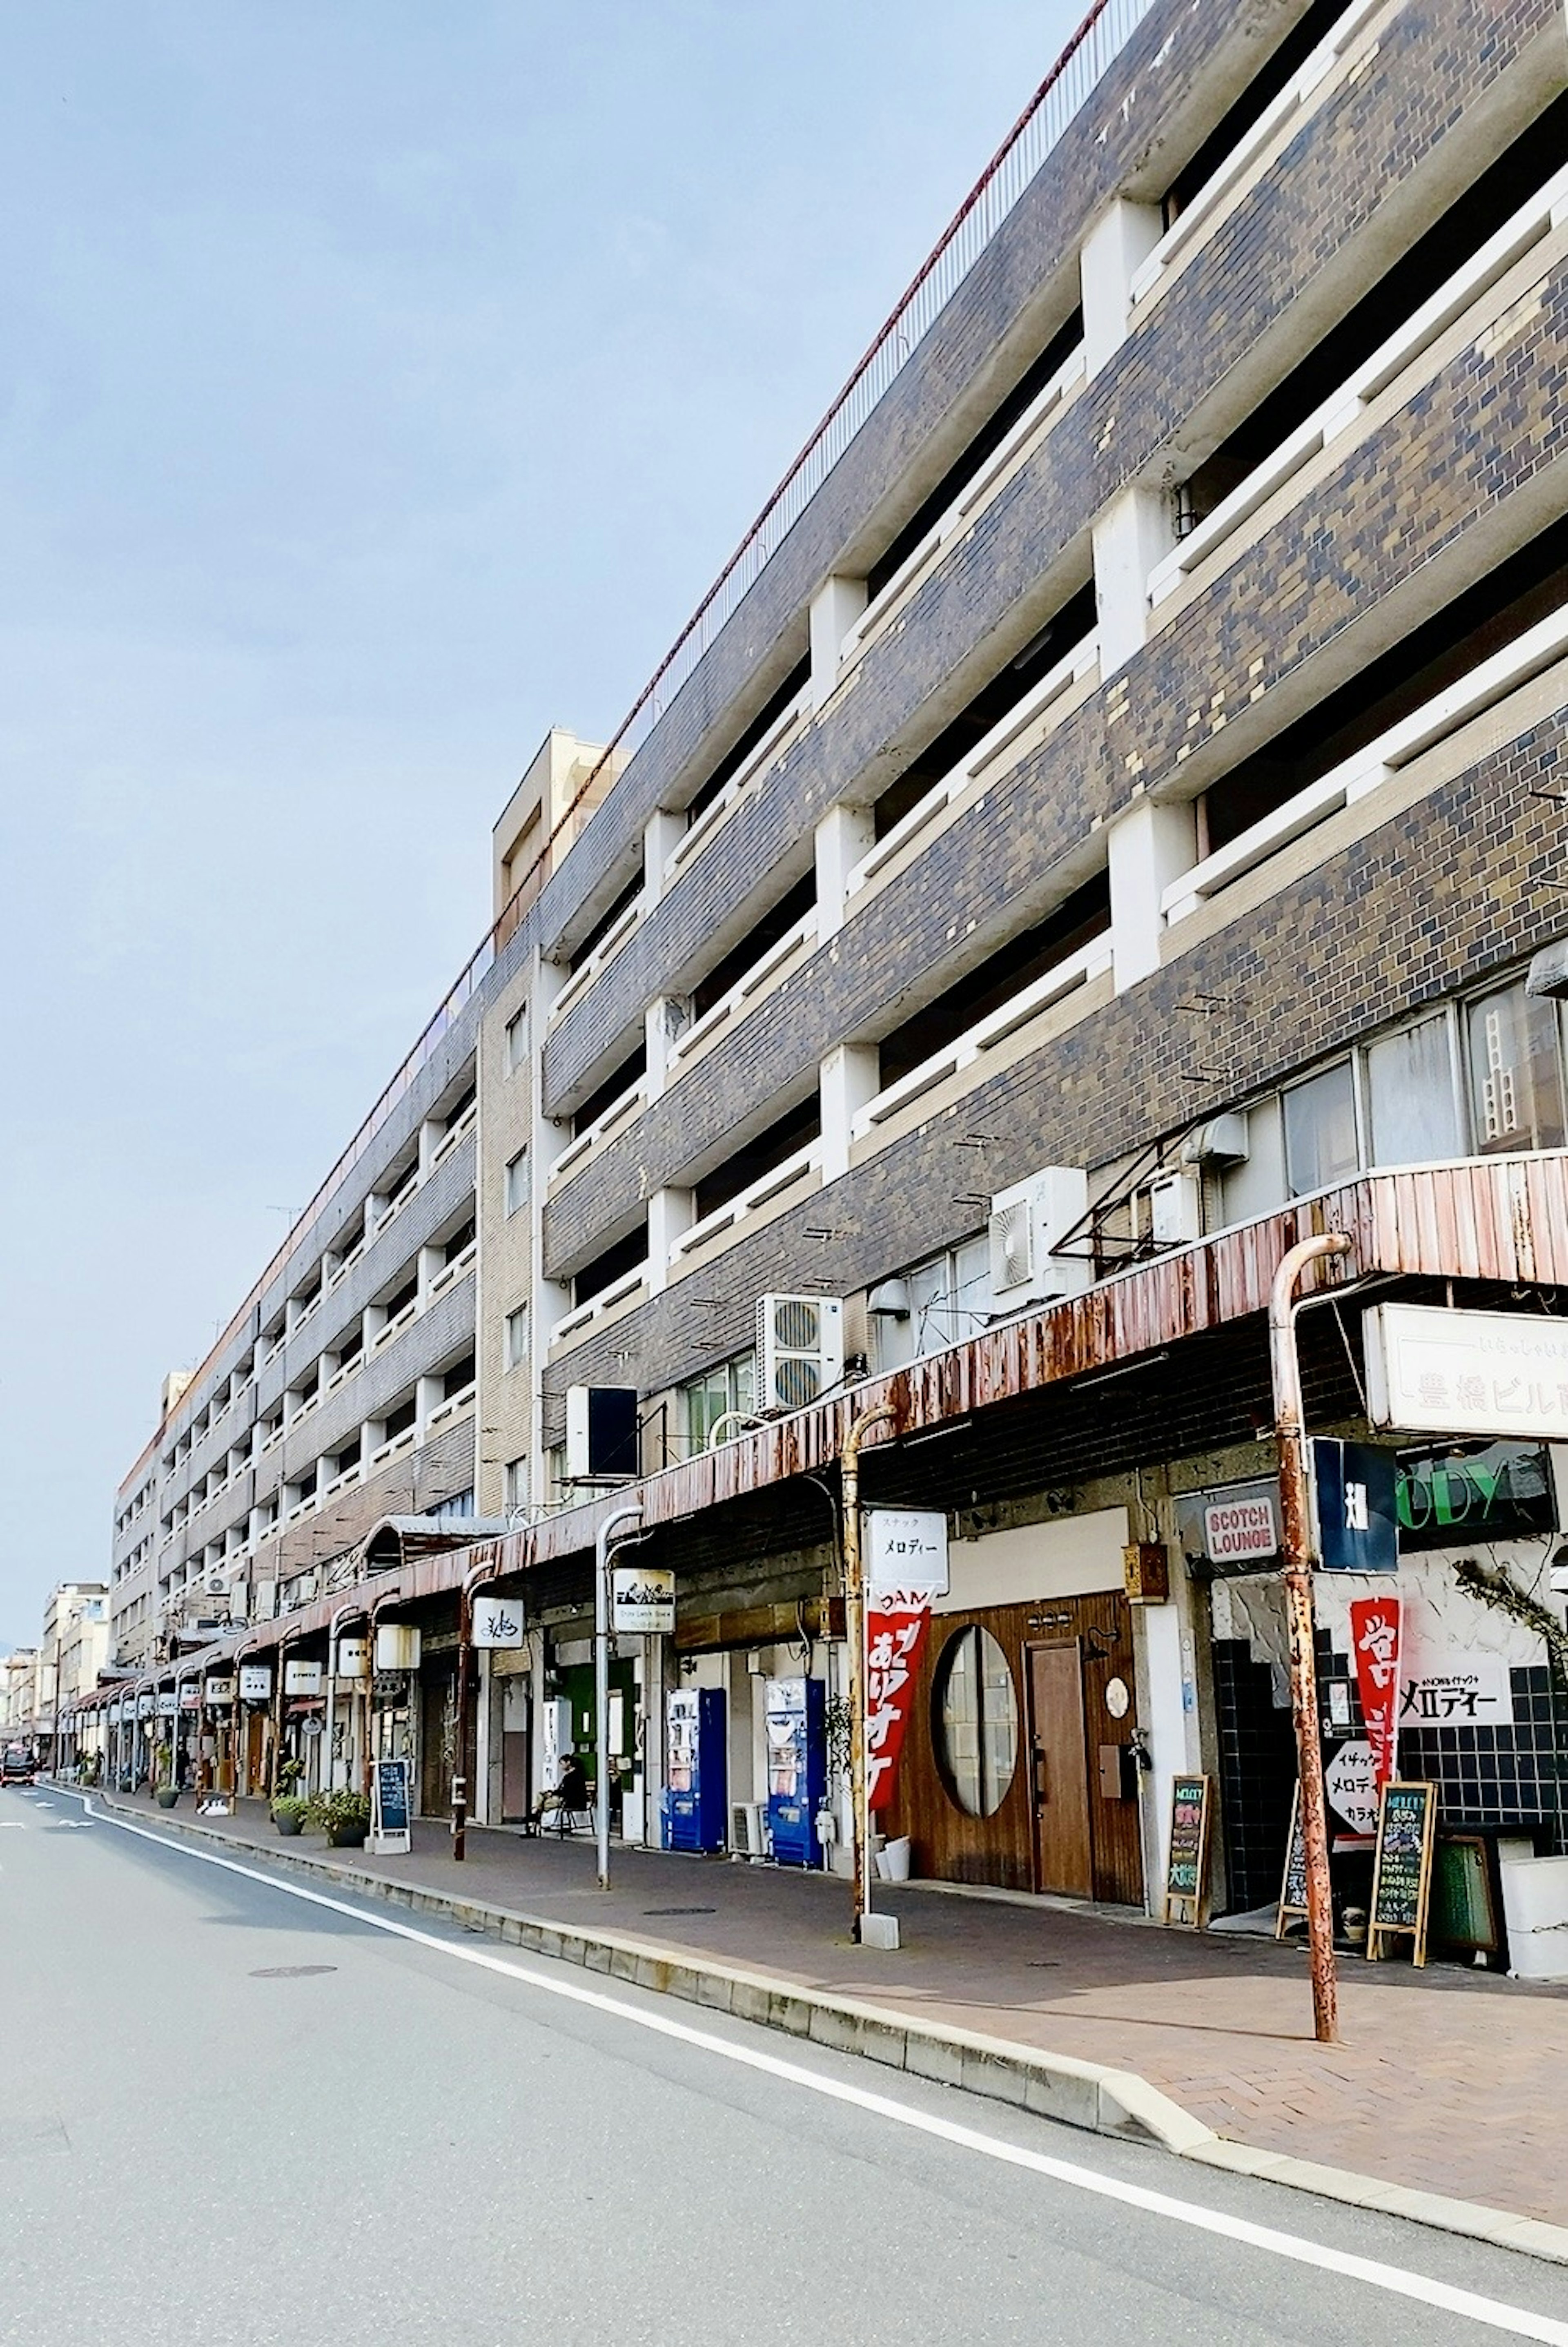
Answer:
2;1785;1565;2347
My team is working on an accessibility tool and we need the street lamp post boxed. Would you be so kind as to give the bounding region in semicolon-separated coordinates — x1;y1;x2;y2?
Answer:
1270;1230;1354;2048
841;1400;897;1944
594;1504;645;1892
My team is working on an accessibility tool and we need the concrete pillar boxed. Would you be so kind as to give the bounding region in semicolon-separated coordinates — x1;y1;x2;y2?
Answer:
814;803;875;938
1080;198;1163;376
414;1373;443;1437
417;1116;443;1177
1107;795;1197;993
416;1241;443;1300
646;1186;697;1294
644;994;691;1101
820;1043;881;1180
1093;486;1177;677
642;809;684;905
809;574;868;710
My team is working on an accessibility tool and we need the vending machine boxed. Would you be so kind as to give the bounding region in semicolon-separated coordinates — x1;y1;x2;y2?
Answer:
663;1687;726;1852
764;1676;826;1868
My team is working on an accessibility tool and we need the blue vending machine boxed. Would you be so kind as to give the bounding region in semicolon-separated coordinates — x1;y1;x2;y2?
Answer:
764;1676;826;1867
663;1687;726;1852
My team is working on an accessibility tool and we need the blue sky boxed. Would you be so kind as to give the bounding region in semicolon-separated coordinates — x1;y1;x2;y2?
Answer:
0;1;1083;1646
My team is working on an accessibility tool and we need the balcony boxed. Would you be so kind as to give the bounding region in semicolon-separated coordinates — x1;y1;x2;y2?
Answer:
664;912;819;1083
425;1240;478;1303
549;897;644;1025
670;1140;822;1265
429;1099;478;1171
1149;163;1568;614
549;1266;649;1348
840;344;1087;678
1161;599;1568;927
1130;0;1384;315
660;688;812;892
369;1426;418;1471
550;1079;649;1186
423;1380;477;1435
850;936;1114;1140
845;633;1100;908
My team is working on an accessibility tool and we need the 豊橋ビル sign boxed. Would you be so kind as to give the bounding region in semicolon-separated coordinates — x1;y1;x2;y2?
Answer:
1365;1304;1568;1440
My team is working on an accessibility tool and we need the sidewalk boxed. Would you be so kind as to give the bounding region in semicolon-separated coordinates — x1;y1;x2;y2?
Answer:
97;1787;1568;2235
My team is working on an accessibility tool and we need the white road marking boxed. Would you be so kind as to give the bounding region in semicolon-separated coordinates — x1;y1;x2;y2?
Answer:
68;1794;1568;2345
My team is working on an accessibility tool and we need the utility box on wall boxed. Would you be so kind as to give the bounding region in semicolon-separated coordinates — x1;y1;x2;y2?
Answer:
1123;1542;1169;1604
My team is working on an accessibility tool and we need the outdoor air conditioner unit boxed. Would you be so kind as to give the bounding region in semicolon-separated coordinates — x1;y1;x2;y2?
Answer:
987;1168;1089;1310
1145;1168;1203;1248
252;1580;277;1621
731;1801;769;1860
204;1574;227;1600
756;1295;844;1413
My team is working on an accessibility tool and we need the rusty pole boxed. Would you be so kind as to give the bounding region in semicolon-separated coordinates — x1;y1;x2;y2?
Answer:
1270;1230;1353;2048
452;1551;506;1863
841;1400;897;1943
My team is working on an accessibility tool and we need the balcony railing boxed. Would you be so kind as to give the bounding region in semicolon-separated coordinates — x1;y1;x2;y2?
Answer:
550;1079;649;1185
550;898;644;1024
670;1141;822;1263
851;934;1114;1139
1149;162;1568;611
663;689;813;889
1162;600;1568;926
846;633;1100;905
665;912;819;1079
423;1380;477;1435
550;1266;649;1346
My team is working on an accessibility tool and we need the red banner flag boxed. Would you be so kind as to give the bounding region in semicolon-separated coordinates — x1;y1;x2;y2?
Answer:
865;1602;932;1813
1349;1594;1402;1788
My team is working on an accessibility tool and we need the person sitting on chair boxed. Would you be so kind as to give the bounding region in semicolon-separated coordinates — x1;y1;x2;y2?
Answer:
530;1750;589;1830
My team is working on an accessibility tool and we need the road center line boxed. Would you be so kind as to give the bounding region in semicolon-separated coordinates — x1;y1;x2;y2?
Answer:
71;1794;1568;2346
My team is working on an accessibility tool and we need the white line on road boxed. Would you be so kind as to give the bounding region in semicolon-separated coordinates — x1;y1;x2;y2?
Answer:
71;1795;1568;2346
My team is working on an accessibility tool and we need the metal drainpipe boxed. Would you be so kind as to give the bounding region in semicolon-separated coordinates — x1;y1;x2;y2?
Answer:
840;1402;897;1944
451;1553;504;1863
595;1505;646;1892
324;1603;363;1796
230;1636;263;1804
1270;1229;1354;2048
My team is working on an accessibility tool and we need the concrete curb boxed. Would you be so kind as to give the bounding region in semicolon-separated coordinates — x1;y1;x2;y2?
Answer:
81;1791;1568;2266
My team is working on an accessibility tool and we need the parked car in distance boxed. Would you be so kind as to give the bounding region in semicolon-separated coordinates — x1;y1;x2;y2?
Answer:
2;1743;36;1785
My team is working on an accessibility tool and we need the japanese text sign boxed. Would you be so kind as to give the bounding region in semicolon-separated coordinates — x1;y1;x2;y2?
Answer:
1365;1303;1568;1440
866;1509;949;1600
1349;1596;1402;1788
472;1594;526;1649
864;1602;932;1813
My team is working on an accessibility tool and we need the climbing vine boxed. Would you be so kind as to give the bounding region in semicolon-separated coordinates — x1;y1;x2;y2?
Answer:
1452;1555;1568;1691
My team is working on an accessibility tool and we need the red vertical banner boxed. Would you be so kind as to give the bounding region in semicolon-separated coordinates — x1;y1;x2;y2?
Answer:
1349;1595;1402;1788
864;1603;932;1813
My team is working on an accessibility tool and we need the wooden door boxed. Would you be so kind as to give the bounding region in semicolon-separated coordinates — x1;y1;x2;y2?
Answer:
501;1734;530;1821
1027;1643;1092;1897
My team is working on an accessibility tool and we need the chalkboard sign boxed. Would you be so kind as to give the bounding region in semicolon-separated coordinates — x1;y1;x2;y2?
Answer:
1275;1783;1309;1939
1431;1832;1501;1960
371;1757;412;1854
1368;1780;1437;1965
1164;1774;1214;1927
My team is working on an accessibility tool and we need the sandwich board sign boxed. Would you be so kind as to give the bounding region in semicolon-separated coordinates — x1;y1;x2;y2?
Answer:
371;1757;412;1856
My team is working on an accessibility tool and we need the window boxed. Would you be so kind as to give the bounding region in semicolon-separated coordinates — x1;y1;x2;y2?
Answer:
425;1488;475;1526
505;1009;528;1072
504;1457;530;1512
1466;985;1566;1155
1282;1062;1359;1196
1365;1018;1461;1168
505;1150;530;1216
932;1625;1018;1817
504;1305;529;1371
682;1353;757;1454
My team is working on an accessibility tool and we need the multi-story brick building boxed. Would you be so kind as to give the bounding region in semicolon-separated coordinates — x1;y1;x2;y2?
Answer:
91;0;1568;1929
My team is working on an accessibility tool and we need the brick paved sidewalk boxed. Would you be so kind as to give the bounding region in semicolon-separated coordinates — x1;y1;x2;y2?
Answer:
99;1785;1568;2228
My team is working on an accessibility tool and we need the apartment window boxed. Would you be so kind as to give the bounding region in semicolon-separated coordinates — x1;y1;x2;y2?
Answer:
682;1352;756;1454
504;1306;529;1371
504;1456;531;1512
871;1237;991;1375
1365;1018;1461;1168
505;1150;530;1216
505;1008;528;1073
425;1489;475;1525
1466;986;1566;1155
1283;1063;1359;1197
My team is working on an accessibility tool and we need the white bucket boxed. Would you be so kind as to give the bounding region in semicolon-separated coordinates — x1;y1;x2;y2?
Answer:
876;1835;912;1883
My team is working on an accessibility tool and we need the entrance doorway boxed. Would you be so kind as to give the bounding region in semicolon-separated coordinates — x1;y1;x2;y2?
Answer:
1026;1641;1093;1897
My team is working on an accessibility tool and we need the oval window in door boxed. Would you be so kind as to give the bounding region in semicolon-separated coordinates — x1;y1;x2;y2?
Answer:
932;1625;1019;1817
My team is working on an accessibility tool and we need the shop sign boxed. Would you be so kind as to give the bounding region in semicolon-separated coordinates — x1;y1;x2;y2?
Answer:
1203;1493;1278;1566
1395;1440;1554;1552
472;1594;526;1649
1312;1442;1399;1573
179;1682;200;1710
1399;1654;1514;1727
334;1638;370;1680
865;1601;931;1813
108;1702;122;1725
204;1678;235;1707
136;1693;154;1721
1324;1738;1378;1836
283;1661;323;1697
156;1690;178;1718
238;1665;272;1703
1348;1596;1401;1786
611;1567;675;1636
1365;1302;1568;1439
373;1625;421;1673
867;1508;949;1600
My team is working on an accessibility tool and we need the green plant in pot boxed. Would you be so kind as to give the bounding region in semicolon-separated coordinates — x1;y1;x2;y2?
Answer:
308;1787;371;1848
153;1743;180;1809
272;1794;309;1838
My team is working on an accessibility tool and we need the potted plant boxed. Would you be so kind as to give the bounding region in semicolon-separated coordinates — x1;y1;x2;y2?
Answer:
153;1747;180;1810
309;1787;371;1849
272;1794;309;1838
